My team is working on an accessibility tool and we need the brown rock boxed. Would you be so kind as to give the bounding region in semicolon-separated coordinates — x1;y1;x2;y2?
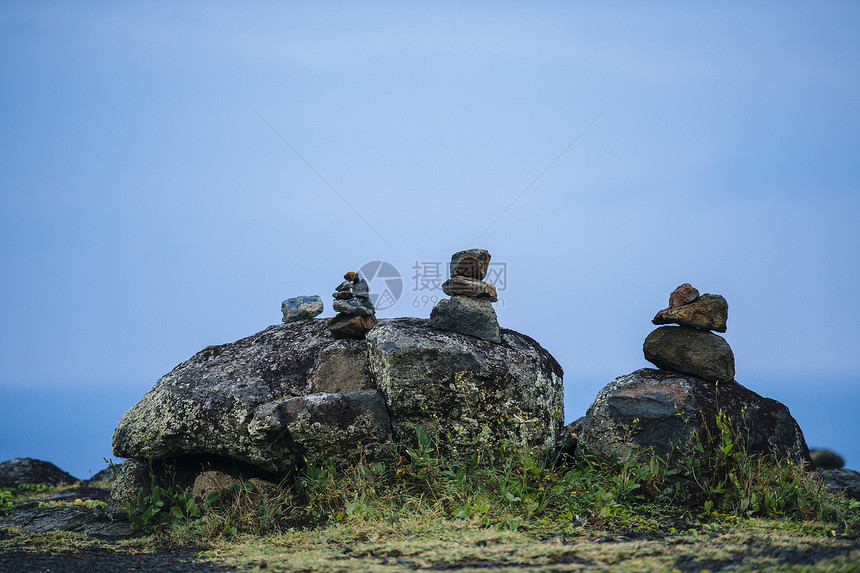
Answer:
328;313;378;339
441;276;498;301
449;249;491;280
653;293;728;333
333;291;353;300
669;283;700;309
192;470;239;501
343;271;359;282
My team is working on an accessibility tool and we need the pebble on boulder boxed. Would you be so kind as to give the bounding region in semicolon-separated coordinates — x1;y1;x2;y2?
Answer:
281;295;324;323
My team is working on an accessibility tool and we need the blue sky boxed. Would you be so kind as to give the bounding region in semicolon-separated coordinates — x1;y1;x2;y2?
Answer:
1;2;859;476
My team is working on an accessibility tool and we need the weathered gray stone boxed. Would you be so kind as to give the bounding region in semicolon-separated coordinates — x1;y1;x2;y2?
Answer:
112;320;340;473
428;296;501;343
441;276;498;301
333;297;375;316
449;249;491;280
643;325;735;382
335;280;353;292
817;468;860;500
281;295;324;323
810;448;845;469
106;460;148;521
3;505;105;533
307;338;374;393
653;293;728;333
0;458;77;488
577;368;810;465
366;318;564;456
353;279;370;298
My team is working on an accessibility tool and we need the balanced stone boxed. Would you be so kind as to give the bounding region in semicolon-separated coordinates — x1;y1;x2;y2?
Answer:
328;313;378;339
333;291;352;300
344;271;359;282
449;249;491;280
281;295;324;323
442;276;497;301
653;293;728;333
668;283;699;309
335;280;353;292
643;325;735;382
333;297;375;316
428;295;500;343
353;279;370;298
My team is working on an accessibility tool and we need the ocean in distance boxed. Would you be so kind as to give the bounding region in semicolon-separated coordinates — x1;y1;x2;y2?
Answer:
1;377;858;480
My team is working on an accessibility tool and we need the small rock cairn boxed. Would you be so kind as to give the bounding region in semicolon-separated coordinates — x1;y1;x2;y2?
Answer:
328;271;378;339
643;283;734;382
427;249;500;343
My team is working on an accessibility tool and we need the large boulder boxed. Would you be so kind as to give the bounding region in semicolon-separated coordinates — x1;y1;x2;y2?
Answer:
577;368;810;465
112;319;366;473
366;318;564;455
113;317;564;478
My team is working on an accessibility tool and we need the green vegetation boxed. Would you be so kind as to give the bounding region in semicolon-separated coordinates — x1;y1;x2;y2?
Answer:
2;413;859;571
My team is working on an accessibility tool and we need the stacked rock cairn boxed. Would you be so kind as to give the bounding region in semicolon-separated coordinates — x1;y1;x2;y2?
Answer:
427;249;501;343
328;271;378;339
643;283;734;383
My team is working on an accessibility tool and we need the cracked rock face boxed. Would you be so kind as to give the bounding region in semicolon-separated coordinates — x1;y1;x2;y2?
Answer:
577;368;810;465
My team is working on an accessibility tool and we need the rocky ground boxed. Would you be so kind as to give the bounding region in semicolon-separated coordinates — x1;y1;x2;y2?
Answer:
3;512;859;572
